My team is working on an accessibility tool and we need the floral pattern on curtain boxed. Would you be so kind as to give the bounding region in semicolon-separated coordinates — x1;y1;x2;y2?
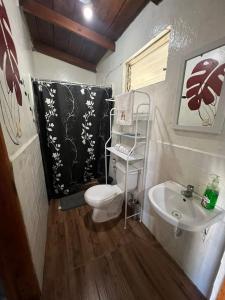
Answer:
33;81;112;199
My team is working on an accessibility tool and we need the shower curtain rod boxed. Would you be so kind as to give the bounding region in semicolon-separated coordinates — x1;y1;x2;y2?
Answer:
31;77;112;89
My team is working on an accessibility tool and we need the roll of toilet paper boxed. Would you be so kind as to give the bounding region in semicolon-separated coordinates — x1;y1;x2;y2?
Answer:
113;144;133;156
114;144;120;151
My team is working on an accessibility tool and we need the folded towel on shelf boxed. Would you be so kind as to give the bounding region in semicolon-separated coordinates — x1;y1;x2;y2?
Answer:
115;91;134;125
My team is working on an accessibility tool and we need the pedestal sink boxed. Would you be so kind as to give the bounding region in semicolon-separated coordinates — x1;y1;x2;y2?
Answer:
148;181;225;232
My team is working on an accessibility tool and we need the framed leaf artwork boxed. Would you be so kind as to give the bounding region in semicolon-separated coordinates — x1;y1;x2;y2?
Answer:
174;38;225;134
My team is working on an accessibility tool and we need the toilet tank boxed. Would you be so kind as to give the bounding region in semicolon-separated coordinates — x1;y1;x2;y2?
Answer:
116;162;138;192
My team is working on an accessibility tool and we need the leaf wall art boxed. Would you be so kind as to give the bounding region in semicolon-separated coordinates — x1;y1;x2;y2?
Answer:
186;59;225;111
174;40;225;134
0;0;22;145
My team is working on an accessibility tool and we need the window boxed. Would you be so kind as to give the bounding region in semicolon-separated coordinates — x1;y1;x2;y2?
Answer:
124;27;171;91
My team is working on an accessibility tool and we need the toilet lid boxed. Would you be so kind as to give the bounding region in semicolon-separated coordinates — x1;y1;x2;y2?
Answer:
85;184;116;205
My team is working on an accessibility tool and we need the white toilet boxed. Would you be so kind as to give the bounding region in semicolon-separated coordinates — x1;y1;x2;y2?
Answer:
84;162;139;222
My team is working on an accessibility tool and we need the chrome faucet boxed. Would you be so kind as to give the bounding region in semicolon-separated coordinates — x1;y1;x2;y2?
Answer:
181;185;194;198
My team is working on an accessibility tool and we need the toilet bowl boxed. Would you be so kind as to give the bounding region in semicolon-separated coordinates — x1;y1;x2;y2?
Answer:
84;162;139;222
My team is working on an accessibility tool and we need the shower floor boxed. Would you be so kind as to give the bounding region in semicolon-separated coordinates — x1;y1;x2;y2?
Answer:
41;200;205;300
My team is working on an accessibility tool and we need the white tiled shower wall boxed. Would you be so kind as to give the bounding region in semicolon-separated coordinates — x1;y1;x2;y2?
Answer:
97;0;225;297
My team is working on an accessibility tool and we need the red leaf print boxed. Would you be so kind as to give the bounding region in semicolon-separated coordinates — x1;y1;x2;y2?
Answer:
0;0;22;106
186;58;225;110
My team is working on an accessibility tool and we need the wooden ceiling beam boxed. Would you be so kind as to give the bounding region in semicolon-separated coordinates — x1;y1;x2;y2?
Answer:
33;42;97;72
21;0;115;51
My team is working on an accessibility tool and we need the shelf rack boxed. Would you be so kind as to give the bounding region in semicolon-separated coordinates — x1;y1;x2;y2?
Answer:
111;131;146;139
106;147;144;161
105;91;151;229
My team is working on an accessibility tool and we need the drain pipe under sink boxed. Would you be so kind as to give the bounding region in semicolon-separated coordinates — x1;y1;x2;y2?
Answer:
174;226;183;238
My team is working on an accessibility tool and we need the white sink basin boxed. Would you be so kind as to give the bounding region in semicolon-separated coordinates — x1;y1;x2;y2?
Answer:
148;181;225;232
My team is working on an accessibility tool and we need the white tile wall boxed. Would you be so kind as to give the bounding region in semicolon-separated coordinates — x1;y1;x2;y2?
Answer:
11;136;48;288
143;140;225;296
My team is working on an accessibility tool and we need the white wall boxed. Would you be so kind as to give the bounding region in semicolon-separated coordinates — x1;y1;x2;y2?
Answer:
0;0;48;289
0;0;96;290
96;0;225;298
33;52;96;84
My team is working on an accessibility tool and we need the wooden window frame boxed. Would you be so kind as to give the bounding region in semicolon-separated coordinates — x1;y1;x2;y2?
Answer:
123;26;171;92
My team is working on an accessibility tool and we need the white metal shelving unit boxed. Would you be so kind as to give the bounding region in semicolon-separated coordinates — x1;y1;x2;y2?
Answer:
105;91;151;229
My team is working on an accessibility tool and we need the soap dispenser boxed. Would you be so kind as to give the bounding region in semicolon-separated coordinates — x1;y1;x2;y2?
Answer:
201;175;220;209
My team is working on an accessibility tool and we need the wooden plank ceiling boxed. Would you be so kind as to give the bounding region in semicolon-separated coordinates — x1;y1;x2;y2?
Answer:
21;0;162;72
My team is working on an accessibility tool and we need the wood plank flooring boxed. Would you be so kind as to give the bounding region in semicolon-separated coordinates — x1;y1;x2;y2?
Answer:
217;279;225;300
41;200;206;300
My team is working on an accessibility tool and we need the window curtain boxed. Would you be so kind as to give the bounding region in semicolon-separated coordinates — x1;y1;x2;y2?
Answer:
33;80;112;199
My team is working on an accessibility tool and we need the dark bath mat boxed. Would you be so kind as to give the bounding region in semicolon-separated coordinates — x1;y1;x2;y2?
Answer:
59;191;86;211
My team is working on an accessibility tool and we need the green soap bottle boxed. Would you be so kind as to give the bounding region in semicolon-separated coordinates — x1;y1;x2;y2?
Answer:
201;175;220;210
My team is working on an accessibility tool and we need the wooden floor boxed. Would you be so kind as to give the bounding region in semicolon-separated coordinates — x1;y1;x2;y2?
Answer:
41;201;206;300
217;279;225;300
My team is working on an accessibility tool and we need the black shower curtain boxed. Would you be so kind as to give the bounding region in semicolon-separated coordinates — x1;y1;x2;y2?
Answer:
33;80;112;199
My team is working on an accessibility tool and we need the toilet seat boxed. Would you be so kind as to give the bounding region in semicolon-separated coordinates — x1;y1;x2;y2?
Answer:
84;184;122;208
84;161;138;223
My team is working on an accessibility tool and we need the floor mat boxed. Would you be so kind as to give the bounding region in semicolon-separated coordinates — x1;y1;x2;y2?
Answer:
59;191;86;211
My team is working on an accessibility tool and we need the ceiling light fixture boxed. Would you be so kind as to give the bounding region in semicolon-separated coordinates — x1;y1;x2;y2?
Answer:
79;0;93;21
79;0;91;4
83;5;93;21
